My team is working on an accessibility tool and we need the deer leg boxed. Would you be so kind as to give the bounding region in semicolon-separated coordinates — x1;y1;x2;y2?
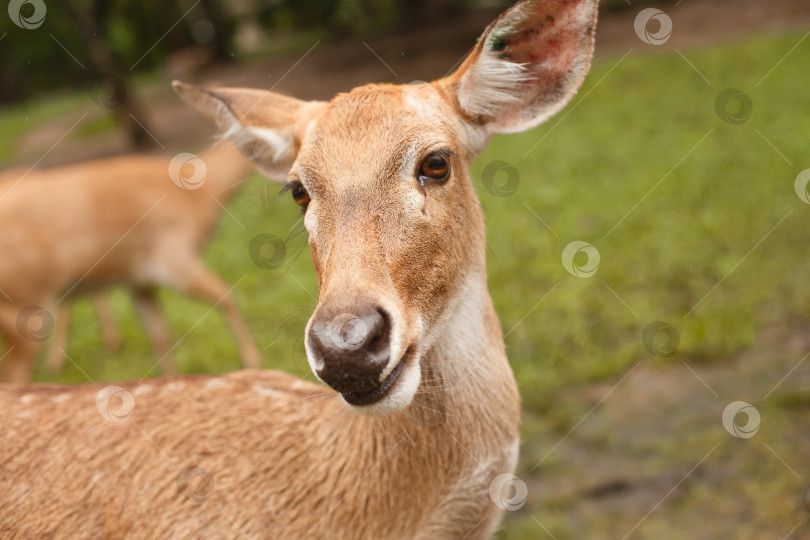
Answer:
133;287;177;375
0;306;44;383
175;264;262;370
92;292;121;351
43;301;72;375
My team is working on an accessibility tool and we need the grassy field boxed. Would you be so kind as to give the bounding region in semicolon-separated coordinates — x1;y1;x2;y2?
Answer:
8;30;810;538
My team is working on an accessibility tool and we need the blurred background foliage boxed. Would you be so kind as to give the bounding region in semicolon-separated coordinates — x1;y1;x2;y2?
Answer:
0;0;637;146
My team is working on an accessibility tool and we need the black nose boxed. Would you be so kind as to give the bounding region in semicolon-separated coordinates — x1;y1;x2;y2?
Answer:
309;303;391;394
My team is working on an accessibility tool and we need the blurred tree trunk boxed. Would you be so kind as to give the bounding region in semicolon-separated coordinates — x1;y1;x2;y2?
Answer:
65;0;150;149
199;0;233;62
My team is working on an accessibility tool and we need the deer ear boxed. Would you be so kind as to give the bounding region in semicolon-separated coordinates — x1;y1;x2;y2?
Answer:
443;0;598;135
172;81;327;178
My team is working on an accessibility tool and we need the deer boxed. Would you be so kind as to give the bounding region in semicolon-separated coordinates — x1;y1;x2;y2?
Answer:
0;140;262;383
0;0;597;537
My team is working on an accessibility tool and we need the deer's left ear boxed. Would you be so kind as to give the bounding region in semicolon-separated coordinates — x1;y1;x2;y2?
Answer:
442;0;598;135
172;81;328;179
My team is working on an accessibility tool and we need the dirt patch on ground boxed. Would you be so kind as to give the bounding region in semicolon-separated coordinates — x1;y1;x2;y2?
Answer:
514;315;810;538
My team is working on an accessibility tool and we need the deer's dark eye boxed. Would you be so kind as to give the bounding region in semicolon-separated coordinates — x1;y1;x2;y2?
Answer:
418;152;451;183
290;183;310;212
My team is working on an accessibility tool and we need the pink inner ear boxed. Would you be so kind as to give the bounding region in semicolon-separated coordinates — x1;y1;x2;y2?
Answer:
492;1;585;75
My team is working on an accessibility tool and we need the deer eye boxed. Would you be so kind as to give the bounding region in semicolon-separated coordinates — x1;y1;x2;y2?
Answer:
418;152;451;183
290;183;310;212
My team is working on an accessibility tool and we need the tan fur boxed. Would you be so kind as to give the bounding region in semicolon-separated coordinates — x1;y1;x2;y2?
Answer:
0;0;598;537
0;141;261;382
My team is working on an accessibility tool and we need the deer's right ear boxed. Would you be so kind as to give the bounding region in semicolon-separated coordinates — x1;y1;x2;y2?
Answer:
441;0;598;136
172;81;327;178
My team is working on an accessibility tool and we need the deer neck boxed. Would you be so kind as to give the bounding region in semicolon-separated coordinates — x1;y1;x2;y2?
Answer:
319;269;520;489
411;269;521;450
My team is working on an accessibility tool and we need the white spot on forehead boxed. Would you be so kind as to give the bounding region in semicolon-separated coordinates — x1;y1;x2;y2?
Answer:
402;82;443;122
401;82;487;158
53;393;70;403
165;381;185;392
20;394;34;403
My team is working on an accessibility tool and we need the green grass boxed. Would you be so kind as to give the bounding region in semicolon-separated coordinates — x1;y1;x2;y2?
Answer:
0;92;88;163
6;30;810;539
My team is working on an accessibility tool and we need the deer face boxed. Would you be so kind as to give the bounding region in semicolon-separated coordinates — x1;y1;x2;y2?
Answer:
292;84;487;413
175;0;598;415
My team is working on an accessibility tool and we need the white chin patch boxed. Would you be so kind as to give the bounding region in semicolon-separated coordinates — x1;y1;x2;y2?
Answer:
343;356;422;416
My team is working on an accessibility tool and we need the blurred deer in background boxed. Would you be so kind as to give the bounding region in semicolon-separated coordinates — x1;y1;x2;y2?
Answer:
47;293;122;371
0;141;262;383
0;0;597;536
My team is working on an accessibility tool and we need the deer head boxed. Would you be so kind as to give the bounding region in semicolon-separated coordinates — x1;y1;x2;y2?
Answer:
174;0;597;415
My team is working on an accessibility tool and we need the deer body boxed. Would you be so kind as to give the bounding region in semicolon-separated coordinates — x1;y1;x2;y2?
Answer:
0;0;597;536
0;273;519;539
0;142;261;382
